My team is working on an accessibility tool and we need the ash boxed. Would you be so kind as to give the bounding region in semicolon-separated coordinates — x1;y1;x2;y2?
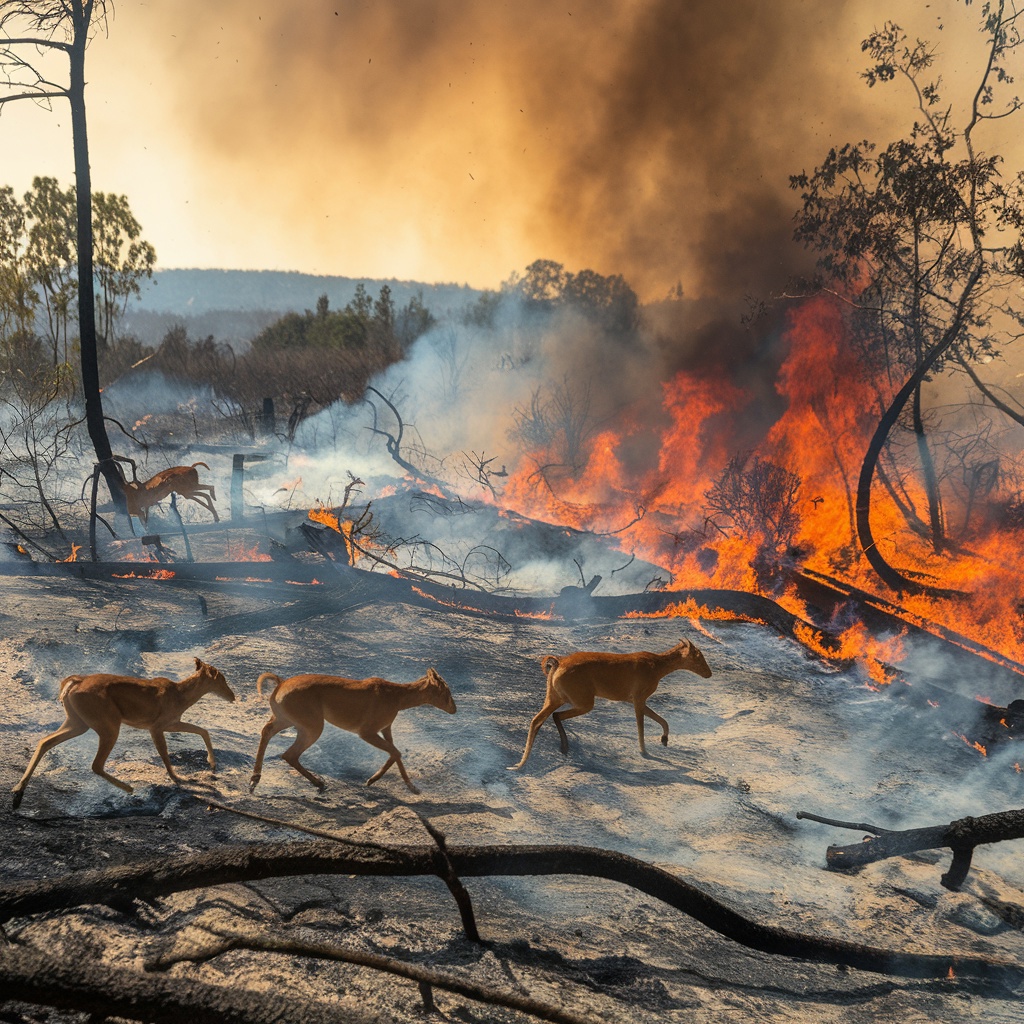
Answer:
1;573;1023;1023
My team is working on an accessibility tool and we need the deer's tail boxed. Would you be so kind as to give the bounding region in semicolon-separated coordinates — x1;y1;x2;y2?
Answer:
191;461;211;471
57;675;84;704
540;655;560;679
256;672;283;698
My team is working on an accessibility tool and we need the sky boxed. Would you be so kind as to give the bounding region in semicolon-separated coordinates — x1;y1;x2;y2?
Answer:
0;0;998;300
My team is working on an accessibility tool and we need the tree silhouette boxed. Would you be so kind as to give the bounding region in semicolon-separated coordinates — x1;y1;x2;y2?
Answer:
0;0;125;516
791;2;1024;595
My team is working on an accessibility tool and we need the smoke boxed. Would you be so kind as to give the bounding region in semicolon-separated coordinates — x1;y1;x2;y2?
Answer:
138;0;901;305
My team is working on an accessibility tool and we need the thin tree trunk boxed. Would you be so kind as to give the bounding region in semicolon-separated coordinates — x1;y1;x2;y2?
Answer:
912;381;944;554
68;0;125;515
855;267;982;596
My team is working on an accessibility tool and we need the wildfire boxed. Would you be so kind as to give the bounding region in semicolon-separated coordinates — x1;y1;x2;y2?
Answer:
513;606;559;621
951;732;988;757
624;597;767;626
225;539;272;562
112;569;176;580
61;543;81;563
491;291;1024;670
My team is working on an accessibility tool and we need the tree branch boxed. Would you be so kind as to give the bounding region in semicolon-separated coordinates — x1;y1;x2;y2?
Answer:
1;838;1022;983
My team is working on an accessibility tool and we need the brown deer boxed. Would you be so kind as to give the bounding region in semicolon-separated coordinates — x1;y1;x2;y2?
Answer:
11;658;236;808
509;639;713;770
119;461;219;524
250;668;456;794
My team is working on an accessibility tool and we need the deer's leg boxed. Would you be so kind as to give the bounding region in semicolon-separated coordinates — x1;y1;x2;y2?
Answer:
508;696;568;770
552;700;593;757
149;729;183;785
642;703;670;747
250;716;291;791
11;716;89;808
360;727;418;794
164;720;217;769
279;720;326;791
90;723;133;793
187;492;220;522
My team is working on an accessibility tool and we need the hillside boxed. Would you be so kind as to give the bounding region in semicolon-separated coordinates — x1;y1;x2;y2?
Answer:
123;268;486;347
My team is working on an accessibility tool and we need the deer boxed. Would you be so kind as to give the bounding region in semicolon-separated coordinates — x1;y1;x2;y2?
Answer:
509;638;713;770
115;459;219;524
11;658;236;809
249;667;457;795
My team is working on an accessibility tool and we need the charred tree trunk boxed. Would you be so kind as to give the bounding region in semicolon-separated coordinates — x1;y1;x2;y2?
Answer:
855;266;981;597
69;1;125;517
912;382;944;554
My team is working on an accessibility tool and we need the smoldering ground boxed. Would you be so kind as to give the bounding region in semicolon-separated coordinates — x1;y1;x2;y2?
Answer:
2;575;1024;1022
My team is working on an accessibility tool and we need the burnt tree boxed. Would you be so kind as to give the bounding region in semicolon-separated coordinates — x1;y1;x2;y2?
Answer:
0;0;126;515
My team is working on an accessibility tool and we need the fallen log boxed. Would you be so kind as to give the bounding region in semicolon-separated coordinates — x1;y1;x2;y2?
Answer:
0;942;373;1024
798;808;1024;889
1;838;1022;984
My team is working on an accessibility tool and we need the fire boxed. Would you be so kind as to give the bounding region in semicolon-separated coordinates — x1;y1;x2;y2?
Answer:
514;606;559;621
491;291;1024;670
951;732;988;757
309;502;341;532
624;597;766;626
226;538;272;562
61;543;81;563
112;569;176;580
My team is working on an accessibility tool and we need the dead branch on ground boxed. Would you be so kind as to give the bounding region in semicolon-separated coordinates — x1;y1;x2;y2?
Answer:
0;942;360;1024
149;922;597;1024
797;808;1024;890
2;838;1022;985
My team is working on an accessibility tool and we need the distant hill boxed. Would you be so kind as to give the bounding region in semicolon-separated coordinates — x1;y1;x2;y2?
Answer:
132;268;483;315
122;268;486;348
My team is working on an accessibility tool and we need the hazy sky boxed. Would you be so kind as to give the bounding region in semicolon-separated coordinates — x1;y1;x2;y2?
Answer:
0;0;994;298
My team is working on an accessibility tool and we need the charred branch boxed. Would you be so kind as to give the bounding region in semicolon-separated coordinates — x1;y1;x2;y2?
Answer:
2;838;1022;984
798;808;1024;890
150;923;598;1024
0;942;359;1024
364;385;454;498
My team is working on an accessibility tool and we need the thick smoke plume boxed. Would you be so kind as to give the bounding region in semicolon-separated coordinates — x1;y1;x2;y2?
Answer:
141;0;910;303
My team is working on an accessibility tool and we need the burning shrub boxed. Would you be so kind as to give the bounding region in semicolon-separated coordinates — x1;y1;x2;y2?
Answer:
704;453;802;590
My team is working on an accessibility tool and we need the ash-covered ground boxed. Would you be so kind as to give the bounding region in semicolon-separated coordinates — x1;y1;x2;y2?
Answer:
1;571;1024;1023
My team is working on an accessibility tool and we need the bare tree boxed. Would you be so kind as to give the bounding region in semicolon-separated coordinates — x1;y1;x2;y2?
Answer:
0;0;125;517
704;452;802;588
791;2;1024;595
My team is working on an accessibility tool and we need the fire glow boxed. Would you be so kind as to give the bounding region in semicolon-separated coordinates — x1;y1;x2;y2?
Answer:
498;295;1024;666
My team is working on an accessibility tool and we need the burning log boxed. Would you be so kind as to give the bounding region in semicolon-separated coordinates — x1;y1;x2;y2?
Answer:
797;808;1024;890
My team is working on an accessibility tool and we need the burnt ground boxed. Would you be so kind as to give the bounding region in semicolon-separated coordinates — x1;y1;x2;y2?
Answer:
1;571;1024;1022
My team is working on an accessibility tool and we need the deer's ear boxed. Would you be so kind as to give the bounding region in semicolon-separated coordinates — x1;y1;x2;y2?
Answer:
194;656;203;670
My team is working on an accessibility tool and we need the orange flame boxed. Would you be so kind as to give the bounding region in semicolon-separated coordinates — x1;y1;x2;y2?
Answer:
952;732;988;757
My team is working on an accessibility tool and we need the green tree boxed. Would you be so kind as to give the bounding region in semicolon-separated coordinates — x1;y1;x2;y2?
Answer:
0;0;125;516
0;185;37;341
790;1;1024;595
23;175;76;365
511;259;640;336
92;189;156;347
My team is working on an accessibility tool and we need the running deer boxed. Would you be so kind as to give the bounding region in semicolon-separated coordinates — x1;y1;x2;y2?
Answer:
120;462;219;524
250;668;457;794
509;639;713;770
11;658;236;808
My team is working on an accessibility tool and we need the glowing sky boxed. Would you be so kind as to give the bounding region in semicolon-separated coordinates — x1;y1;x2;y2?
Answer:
0;0;995;298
